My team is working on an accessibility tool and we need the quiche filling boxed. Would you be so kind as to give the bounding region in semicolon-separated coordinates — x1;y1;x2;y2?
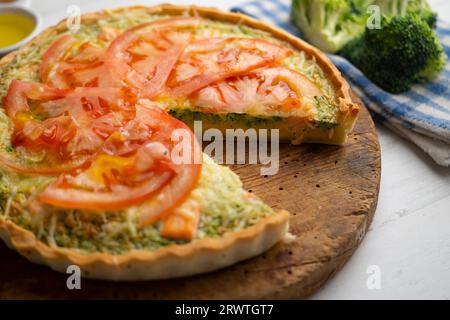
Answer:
0;155;273;253
0;7;352;254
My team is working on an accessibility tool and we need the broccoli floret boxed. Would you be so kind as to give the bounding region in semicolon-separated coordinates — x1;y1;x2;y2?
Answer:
340;15;447;93
372;0;437;28
350;0;374;14
408;0;437;27
291;0;367;53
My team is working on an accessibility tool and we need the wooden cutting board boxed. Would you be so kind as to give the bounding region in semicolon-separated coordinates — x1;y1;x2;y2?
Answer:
0;92;381;299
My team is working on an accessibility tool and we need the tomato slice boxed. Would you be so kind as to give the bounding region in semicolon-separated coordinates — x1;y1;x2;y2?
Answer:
1;80;133;174
192;67;323;115
39;105;203;213
136;151;202;225
41;17;200;98
41;35;120;89
167;38;292;96
125;106;203;224
40;35;75;88
38;152;175;210
107;17;200;98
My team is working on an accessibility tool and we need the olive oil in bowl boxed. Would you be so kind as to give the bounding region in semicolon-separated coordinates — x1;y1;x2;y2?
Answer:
0;13;36;48
0;6;40;56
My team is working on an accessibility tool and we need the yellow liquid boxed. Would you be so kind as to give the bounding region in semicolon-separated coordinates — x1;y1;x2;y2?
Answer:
0;14;36;48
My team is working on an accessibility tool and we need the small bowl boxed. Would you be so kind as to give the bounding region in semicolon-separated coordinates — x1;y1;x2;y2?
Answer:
0;6;41;57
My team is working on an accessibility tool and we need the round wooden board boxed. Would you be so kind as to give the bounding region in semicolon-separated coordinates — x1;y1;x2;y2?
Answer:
0;93;380;299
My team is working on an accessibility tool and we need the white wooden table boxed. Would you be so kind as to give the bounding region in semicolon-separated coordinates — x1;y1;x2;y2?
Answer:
26;0;450;299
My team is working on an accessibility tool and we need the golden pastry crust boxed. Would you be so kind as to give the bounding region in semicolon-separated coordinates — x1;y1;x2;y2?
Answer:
0;211;289;280
0;4;359;281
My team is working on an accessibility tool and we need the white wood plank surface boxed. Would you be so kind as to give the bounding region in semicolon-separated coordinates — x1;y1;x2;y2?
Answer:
23;0;450;299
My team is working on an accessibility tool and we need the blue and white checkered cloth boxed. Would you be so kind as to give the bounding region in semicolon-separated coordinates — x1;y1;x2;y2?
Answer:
231;0;450;166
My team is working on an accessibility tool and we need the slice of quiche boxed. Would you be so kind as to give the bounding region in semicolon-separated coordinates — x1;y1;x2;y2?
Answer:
0;4;359;280
0;151;288;280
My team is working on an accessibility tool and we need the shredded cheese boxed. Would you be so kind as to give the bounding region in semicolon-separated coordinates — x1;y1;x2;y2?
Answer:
47;214;58;248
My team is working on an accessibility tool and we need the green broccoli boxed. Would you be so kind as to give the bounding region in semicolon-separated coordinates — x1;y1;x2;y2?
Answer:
291;0;368;53
372;0;437;28
340;15;447;93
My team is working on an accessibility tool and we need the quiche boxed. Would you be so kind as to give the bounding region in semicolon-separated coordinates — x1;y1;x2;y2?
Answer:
0;5;358;281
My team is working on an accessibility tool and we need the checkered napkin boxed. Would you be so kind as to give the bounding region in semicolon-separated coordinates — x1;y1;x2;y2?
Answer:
231;0;450;166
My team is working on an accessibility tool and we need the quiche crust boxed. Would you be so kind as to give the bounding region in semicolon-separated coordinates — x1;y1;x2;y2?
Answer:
0;210;289;280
